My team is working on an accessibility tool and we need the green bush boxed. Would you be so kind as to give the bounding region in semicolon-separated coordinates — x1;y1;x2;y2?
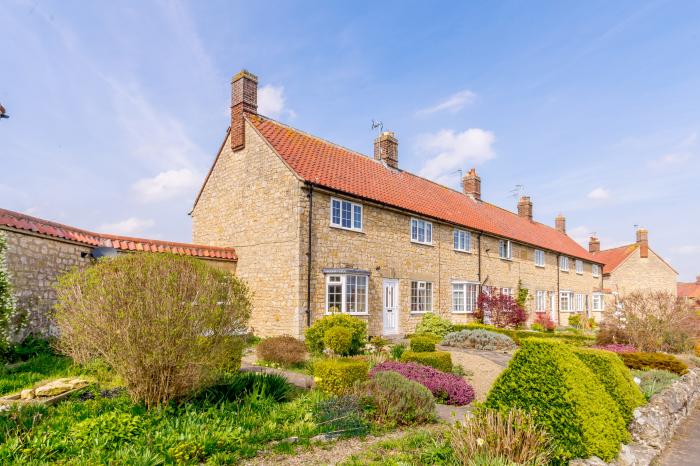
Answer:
485;339;628;463
619;352;688;375
324;326;354;356
72;411;145;445
355;371;435;426
573;348;646;423
256;335;307;367
305;314;367;355
312;395;369;435
400;351;453;373
194;372;293;404
631;369;680;400
442;329;516;351
452;323;595;347
313;358;368;395
415;313;453;337
410;335;436;352
390;343;406;360
568;314;582;328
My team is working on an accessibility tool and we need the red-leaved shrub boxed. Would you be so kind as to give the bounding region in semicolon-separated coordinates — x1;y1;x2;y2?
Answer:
475;293;527;328
533;313;556;332
256;335;307;366
370;361;475;405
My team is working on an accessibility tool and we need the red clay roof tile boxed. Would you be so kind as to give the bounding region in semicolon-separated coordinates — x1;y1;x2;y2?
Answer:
591;244;639;274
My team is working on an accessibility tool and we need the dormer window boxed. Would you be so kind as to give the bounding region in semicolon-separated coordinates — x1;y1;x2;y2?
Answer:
331;198;362;231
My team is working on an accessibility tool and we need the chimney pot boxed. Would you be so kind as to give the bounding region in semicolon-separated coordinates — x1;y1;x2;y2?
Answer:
462;168;481;200
589;236;600;253
374;131;399;168
696;274;700;285
517;196;533;221
231;70;258;151
555;214;566;234
636;228;649;258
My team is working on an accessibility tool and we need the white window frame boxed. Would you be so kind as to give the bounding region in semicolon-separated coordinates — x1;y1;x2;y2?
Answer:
500;287;514;297
535;290;547;311
575;259;583;275
592;292;604;312
559;256;569;272
325;274;369;315
410;218;433;245
453;229;471;253
560;290;573;311
330;197;363;232
499;239;512;260
452;281;479;314
534;249;545;268
592;264;601;278
575;293;584;311
410;281;433;313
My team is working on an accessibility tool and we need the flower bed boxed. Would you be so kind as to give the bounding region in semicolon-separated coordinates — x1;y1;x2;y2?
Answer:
592;343;637;353
370;361;475;406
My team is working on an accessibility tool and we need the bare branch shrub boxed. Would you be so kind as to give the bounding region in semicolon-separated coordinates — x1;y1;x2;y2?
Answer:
598;291;700;353
53;253;251;408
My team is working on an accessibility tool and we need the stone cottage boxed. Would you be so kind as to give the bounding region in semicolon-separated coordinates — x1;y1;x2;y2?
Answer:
191;70;606;338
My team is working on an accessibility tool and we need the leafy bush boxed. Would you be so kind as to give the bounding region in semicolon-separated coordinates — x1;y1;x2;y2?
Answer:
53;253;251;408
323;326;354;356
169;440;205;464
415;313;453;337
72;411;145;445
619;352;688;375
442;329;516;351
256;335;307;367
450;408;551;466
194;372;293;404
305;314;367;355
573;348;646;423
475;293;527;328
389;343;406;360
355;371;436;426
313;358;368;395
410;335;436;352
370;361;475;405
485;339;628;463
631;369;680;400
568;314;582;328
400;350;452;372
533;313;556;332
0;232;20;356
313;394;369;435
592;343;637;353
7;336;55;362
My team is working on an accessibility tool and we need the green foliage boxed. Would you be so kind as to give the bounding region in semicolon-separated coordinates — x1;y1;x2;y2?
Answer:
389;343;406;360
324;326;354;356
516;281;529;308
194;372;294;404
451;323;595;347
169;439;205;463
619;352;688;375
400;351;453;373
354;371;435;426
442;329;516;351
568;314;582;328
305;314;367;355
313;358;369;395
530;323;545;332
485;339;629;463
415;313;453;337
410;335;437;352
0;353;73;395
312;395;369;435
573;348;646;423
256;335;307;367
71;411;145;445
631;369;680;400
0;232;19;356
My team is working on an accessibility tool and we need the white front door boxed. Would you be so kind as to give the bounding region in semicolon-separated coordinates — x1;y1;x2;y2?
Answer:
382;279;399;335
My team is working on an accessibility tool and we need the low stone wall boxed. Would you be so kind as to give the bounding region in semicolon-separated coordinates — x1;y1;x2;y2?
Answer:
572;368;700;466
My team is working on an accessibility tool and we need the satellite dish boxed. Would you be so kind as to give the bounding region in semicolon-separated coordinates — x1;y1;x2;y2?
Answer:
90;247;118;260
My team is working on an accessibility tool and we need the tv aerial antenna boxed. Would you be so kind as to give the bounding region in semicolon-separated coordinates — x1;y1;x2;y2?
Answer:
371;119;383;134
509;184;525;198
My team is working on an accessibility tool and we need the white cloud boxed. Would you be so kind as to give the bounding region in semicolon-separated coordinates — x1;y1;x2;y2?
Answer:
97;217;155;236
258;84;296;119
416;90;476;116
587;187;610;200
648;152;692;168
131;168;201;203
671;245;700;254
417;128;495;185
568;225;594;246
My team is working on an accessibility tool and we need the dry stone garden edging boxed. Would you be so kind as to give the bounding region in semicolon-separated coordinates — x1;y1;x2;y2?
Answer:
571;368;700;466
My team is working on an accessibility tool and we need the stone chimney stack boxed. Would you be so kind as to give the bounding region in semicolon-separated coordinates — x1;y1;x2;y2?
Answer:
589;236;600;253
231;70;258;151
636;228;649;258
696;275;700;285
555;214;566;234
462;168;481;200
517;196;533;221
374;131;399;168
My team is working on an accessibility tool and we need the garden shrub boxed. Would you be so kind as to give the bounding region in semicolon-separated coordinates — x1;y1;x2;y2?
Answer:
442;329;516;351
193;372;293;404
355;371;435;426
256;335;307;366
72;411;145;445
415;313;453;337
312;394;369;435
530;322;545;332
313;358;368;395
618;352;688;375
475;293;527;328
533;313;556;332
485;339;628;463
631;369;680;400
592;343;637;353
451;323;595;347
568;314;582;328
371;360;475;405
400;350;452;372
323;326;354;356
0;232;20;358
573;348;646;423
169;440;205;464
53;253;251;408
410;335;436;352
389;343;406;360
305;314;367;355
450;408;551;466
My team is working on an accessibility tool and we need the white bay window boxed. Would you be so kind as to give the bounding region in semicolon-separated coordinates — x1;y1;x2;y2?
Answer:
325;274;368;314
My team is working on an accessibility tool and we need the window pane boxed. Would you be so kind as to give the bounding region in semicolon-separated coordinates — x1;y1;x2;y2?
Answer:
346;275;356;313
453;230;459;249
411;219;418;241
452;284;464;312
411;282;418;312
356;276;367;313
426;223;432;243
332;200;341;225
341;201;352;228
466;283;477;312
328;283;342;312
425;282;432;311
353;205;362;229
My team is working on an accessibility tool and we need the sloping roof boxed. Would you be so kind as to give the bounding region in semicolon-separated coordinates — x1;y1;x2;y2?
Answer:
0;208;237;261
678;282;700;299
591;244;639;274
246;114;599;262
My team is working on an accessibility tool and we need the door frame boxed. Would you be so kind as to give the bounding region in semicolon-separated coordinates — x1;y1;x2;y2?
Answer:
382;279;400;335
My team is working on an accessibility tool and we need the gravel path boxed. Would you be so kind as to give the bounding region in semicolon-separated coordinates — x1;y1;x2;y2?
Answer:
441;347;510;402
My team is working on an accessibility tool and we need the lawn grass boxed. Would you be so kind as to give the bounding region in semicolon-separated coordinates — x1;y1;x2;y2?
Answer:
340;428;455;466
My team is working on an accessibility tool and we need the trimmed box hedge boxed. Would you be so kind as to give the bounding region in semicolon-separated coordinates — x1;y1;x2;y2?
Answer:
400;350;452;373
409;335;436;352
573;348;646;423
618;352;688;375
485;338;628;463
313;358;368;395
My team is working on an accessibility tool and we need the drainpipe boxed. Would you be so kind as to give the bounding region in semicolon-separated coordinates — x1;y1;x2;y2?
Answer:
477;232;483;292
306;183;313;327
556;254;561;326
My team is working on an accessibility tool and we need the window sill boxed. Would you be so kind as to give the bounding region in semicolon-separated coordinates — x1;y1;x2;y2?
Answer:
411;240;434;247
453;249;472;254
330;224;364;234
576;272;583;275
451;311;475;315
410;311;432;315
560;269;569;273
324;312;369;316
535;264;545;269
499;257;513;261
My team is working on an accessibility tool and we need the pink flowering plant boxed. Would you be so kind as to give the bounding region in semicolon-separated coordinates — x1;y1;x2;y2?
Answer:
370;361;475;405
592;343;637;353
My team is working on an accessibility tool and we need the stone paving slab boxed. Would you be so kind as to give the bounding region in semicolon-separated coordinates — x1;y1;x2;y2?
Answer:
657;404;700;466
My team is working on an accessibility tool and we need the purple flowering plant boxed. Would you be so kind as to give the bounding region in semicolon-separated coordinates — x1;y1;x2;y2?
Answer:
592;343;637;353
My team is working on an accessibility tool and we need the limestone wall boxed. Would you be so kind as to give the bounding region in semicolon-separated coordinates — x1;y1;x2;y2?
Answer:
604;248;678;297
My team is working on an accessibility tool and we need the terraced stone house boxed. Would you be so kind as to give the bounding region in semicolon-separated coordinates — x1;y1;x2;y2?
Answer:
191;70;608;338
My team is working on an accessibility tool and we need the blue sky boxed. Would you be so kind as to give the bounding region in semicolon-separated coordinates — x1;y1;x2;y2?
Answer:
1;0;699;281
